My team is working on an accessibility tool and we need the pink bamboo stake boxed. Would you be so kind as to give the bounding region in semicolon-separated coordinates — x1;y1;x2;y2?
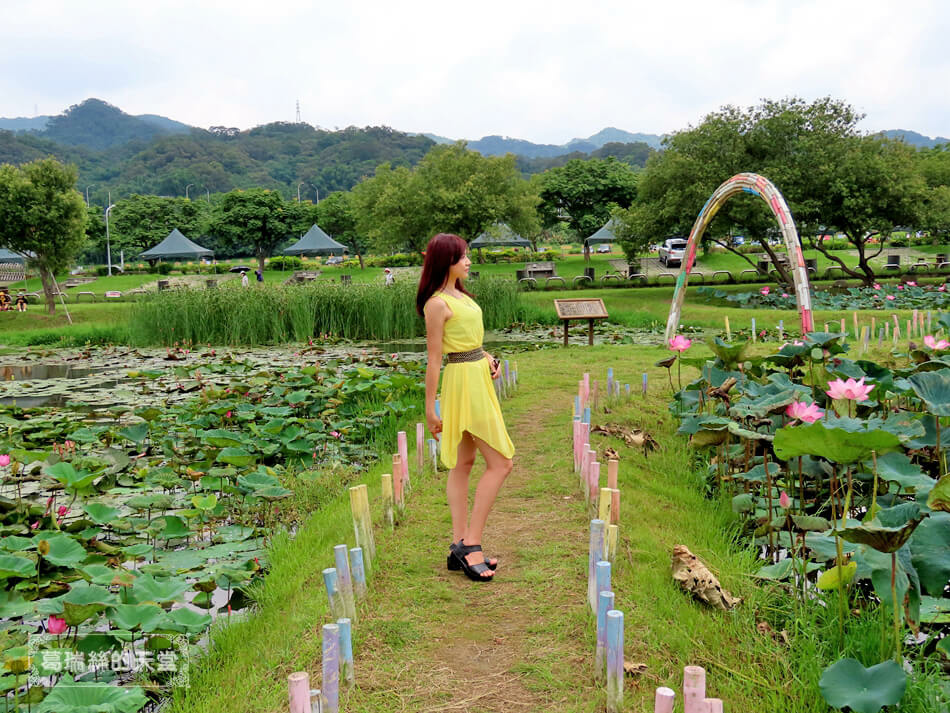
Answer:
589;461;600;503
416;423;424;472
654;687;675;713
583;373;590;406
288;671;310;713
683;666;706;713
581;448;592;492
392;454;403;505
573;420;581;472
397;431;409;488
611;488;620;524
702;699;723;713
607;459;618;489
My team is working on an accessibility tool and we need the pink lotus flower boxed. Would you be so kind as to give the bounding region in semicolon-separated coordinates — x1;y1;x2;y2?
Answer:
47;615;67;635
782;293;789;298
924;335;950;350
0;455;9;467
785;401;823;423
897;285;904;290
826;377;873;402
669;335;692;352
760;286;770;296
940;285;947;292
886;295;896;301
225;411;232;418
57;506;68;518
873;283;882;290
31;521;39;530
907;281;917;287
779;491;791;509
330;431;341;439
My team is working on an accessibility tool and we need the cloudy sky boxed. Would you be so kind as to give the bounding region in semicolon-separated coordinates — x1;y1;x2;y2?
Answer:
2;0;948;143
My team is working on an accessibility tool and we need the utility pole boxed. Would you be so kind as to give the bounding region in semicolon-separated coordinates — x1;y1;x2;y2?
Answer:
186;184;194;200
105;191;116;277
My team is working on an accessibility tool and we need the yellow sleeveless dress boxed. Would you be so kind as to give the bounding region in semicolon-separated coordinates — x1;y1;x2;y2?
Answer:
433;291;515;468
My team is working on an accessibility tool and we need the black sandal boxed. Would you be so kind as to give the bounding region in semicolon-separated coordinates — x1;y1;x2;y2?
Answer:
452;540;495;582
447;542;497;572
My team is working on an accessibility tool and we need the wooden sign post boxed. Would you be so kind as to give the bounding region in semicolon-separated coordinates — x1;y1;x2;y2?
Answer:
554;298;609;346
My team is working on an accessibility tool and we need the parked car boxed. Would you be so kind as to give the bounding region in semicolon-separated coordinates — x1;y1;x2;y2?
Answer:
596;243;611;253
730;235;746;247
325;255;344;265
658;238;688;267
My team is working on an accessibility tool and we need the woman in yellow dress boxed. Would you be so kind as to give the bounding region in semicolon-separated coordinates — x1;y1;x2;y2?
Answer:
417;233;515;582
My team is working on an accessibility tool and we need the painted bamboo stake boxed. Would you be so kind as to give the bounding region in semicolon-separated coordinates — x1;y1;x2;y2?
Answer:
583;406;591;424
596;560;611;600
724;315;730;340
606;523;619;564
654;687;675;713
683;665;707;713
310;688;323;713
397;431;409;491
598;487;612;523
913;309;919;337
579;447;589;491
907;319;912;341
840;317;846;335
824;322;830;333
607;459;618;490
574;395;581;418
583;372;590;405
872;316;876;340
350;547;366;599
416;423;425;472
702;698;723;713
588;519;606;612
853;311;859;340
434;398;441;419
428;438;438;471
333;544;357;623
611;489;620;525
322;567;344;620
778;318;784;335
589;460;601;504
322;623;340;713
625;383;630;398
592;379;599;411
578;380;585;408
751;317;756;342
862;326;869;353
642;373;648;396
595;589;614;682
288;671;310;713
347;487;370;575
606;610;624;713
337;617;354;686
878;327;884;347
392;454;403;506
359;484;375;562
607;367;614;397
504;359;511;391
928;310;932;334
381;474;394;529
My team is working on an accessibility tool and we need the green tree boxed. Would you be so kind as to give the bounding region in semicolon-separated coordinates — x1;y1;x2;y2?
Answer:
210;189;295;272
314;191;368;268
352;142;539;254
616;97;926;285
535;157;638;259
79;203;107;263
0;158;86;313
110;195;208;254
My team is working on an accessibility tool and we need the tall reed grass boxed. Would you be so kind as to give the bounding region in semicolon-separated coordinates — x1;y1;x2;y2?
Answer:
128;279;530;345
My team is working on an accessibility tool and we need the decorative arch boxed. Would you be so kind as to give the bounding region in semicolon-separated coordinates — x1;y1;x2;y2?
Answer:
664;172;814;341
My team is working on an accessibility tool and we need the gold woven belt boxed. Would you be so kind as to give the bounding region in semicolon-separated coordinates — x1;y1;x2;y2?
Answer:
446;347;485;364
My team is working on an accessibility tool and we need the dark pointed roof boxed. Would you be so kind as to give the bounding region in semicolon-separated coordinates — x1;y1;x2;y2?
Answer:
470;223;532;248
283;224;348;256
0;249;27;263
139;229;213;259
584;218;620;246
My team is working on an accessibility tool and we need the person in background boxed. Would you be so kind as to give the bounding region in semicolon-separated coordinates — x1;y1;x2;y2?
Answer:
241;271;249;288
15;291;27;312
0;290;10;311
255;269;263;283
384;267;395;286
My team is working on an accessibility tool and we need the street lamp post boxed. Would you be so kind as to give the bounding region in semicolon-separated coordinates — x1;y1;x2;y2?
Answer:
206;189;211;204
186;184;194;200
297;182;305;202
85;185;95;206
105;192;116;277
311;184;319;204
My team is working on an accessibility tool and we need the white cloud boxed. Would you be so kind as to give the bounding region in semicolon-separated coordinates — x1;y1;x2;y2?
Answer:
1;0;947;141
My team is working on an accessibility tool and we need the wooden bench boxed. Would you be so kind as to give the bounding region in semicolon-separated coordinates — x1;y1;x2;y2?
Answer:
524;261;557;279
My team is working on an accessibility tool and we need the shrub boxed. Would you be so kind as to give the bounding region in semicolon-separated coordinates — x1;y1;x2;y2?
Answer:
95;265;110;276
267;256;304;270
156;262;173;275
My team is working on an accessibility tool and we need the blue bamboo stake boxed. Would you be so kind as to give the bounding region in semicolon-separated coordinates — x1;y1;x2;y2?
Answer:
625;383;630;398
349;546;366;599
333;545;357;623
322;567;343;619
607;367;614;396
434;398;441;419
778;319;784;335
337;617;354;686
751;317;757;343
322;623;340;712
588;519;606;612
642;372;648;396
606;610;624;713
504;359;511;390
583;406;591;425
595;589;614;682
596;560;611;598
574;395;581;418
309;688;323;713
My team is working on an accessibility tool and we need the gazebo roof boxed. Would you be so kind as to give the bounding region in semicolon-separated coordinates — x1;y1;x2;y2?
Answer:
283;224;348;256
584;218;620;246
139;229;213;259
470;223;532;248
0;249;27;263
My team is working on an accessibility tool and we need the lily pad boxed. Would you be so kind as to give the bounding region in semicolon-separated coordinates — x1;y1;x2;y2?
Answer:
83;502;121;525
927;474;950;512
818;658;906;713
861;451;933;490
817;561;857;590
908;369;950;416
0;554;37;579
216;447;255;467
107;603;166;632
36;675;148;713
38;535;88;567
774;421;900;463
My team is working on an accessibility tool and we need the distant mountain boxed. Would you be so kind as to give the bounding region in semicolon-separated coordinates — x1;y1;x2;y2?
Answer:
419;132;454;145
879;129;950;149
466;127;664;158
0;115;51;132
569;127;666;150
135;113;191;134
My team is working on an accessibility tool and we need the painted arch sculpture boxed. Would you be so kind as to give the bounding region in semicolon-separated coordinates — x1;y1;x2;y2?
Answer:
664;172;814;342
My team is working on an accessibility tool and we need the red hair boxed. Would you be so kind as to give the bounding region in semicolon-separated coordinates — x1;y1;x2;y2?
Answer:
416;233;473;316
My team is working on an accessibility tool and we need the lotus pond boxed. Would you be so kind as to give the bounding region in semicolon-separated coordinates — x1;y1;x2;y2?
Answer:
0;345;428;711
668;323;950;712
699;281;950;312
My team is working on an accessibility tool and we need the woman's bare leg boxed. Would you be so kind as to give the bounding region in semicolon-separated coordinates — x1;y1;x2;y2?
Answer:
446;433;477;544
461;435;513;572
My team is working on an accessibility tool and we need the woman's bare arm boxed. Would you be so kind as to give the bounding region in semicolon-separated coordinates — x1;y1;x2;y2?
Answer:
423;297;450;437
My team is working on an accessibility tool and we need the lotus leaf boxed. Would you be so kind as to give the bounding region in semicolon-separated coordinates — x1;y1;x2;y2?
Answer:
705;337;750;369
82;564;137;588
43;461;99;493
939;638;950;660
0;590;34;619
927;474;950;512
84;502;121;525
836;503;925;553
36;675;148;713
909;512;950;596
157;515;191;540
907;369;950;417
237;471;279;492
0;554;37;579
107;603;166;632
817;561;857;590
37;535;88;567
0;536;35;552
773;421;900;463
818;658;906;713
75;632;123;654
920;595;950;624
733;462;781;484
122;543;153;558
190;591;214;609
192;493;218;511
129;573;189;604
63;582;116;607
213;525;255;543
216;447;255;466
164;607;212;634
854;545;919;617
731;493;755;514
754;558;795;580
156;548;207;573
790;515;831;532
116;423;149;444
201;429;247;447
859;451;932;490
